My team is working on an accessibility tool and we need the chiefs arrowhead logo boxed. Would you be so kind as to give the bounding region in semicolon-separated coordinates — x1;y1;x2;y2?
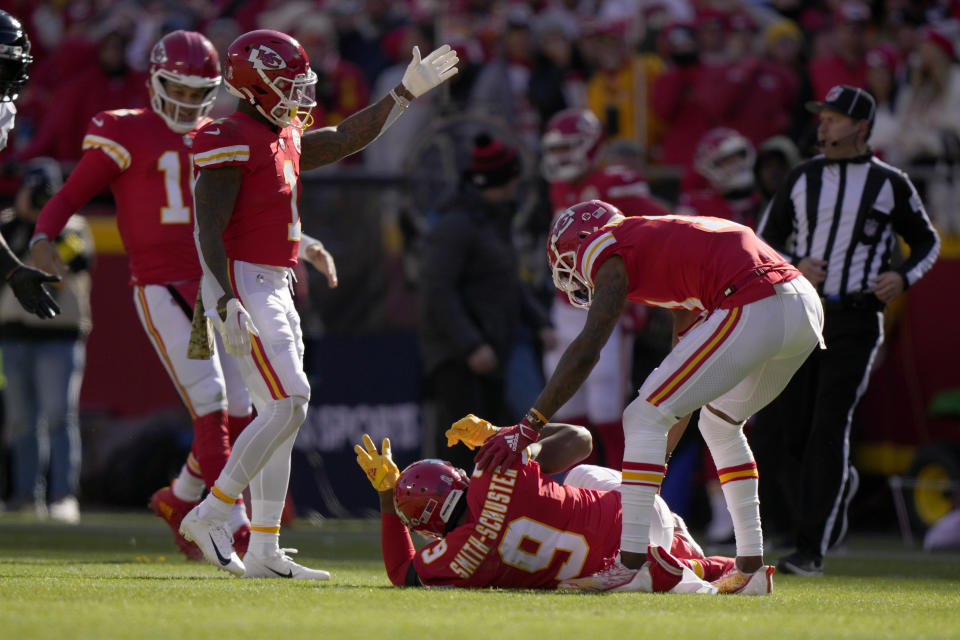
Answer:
150;41;167;65
248;45;287;71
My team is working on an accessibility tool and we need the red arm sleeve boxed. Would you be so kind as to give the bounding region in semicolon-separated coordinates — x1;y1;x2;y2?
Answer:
381;512;416;586
34;149;121;239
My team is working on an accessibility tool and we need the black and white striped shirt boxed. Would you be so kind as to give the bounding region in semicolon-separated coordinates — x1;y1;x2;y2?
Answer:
757;153;940;297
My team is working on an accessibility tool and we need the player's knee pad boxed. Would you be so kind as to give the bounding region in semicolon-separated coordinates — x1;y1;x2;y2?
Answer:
698;405;750;463
622;397;676;436
261;394;309;442
184;374;228;417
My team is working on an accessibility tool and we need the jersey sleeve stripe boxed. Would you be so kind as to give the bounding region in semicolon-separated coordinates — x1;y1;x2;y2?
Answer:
194;145;250;167
82;134;131;170
580;232;616;286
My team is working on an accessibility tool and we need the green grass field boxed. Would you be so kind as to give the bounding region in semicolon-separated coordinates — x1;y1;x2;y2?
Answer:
1;513;958;640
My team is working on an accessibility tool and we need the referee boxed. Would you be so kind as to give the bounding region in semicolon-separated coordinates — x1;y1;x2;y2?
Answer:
755;85;941;576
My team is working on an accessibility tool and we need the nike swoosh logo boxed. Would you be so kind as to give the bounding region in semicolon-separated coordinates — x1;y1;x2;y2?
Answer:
205;128;221;135
92;118;103;127
209;533;232;566
268;566;293;578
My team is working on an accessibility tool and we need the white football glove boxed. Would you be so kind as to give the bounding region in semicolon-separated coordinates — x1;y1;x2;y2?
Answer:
219;298;259;358
401;44;459;98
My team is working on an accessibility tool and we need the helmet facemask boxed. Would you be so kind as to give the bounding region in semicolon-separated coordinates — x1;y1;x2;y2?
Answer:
265;70;318;129
550;245;593;309
151;73;220;133
541;135;592;183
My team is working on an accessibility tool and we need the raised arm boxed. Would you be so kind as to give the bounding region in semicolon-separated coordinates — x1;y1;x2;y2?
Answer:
299;45;458;170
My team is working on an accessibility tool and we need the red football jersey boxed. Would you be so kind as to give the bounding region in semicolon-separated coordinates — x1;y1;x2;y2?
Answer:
75;108;204;284
411;460;622;588
549;165;671;218
577;215;799;312
192;112;303;267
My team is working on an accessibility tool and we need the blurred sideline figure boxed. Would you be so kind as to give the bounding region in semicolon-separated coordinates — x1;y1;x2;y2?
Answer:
418;133;553;472
1;161;90;521
0;9;61;318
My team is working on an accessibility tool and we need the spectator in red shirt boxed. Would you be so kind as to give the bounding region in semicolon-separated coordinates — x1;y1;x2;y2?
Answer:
713;15;799;147
652;23;718;166
808;2;871;101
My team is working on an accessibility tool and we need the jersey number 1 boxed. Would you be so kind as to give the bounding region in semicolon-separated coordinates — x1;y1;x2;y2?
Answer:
157;151;191;224
283;160;301;241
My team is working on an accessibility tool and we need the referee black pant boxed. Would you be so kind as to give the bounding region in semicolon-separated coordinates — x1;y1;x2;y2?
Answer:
753;306;884;559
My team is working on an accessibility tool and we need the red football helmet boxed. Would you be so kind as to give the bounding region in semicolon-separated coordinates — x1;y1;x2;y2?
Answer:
694;127;756;194
547;199;625;308
541;108;604;183
148;30;221;133
393;459;470;540
223;29;317;129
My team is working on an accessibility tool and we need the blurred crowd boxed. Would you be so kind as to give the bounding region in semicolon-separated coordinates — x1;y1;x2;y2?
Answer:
0;0;958;234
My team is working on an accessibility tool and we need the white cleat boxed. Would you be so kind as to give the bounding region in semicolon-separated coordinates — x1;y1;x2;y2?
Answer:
179;507;245;576
712;565;775;595
243;548;331;580
557;559;652;593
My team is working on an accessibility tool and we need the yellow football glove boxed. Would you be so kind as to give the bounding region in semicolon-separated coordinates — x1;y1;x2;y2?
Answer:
354;434;400;492
445;414;500;450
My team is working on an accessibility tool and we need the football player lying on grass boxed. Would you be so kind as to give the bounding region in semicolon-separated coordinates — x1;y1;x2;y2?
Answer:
354;416;774;594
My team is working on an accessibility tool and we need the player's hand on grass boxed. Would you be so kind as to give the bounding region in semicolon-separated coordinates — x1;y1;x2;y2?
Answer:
355;433;400;492
446;414;499;450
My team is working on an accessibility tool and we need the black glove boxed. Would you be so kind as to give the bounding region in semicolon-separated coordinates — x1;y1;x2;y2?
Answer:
8;264;61;319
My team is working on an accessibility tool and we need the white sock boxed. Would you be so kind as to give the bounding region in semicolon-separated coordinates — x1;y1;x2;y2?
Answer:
248;433;296;556
173;456;205;502
228;501;250;534
698;407;763;557
619;400;674;554
197;489;234;521
249;530;280;556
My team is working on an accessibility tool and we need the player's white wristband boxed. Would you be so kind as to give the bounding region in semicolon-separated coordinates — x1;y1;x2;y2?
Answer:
389;88;411;110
